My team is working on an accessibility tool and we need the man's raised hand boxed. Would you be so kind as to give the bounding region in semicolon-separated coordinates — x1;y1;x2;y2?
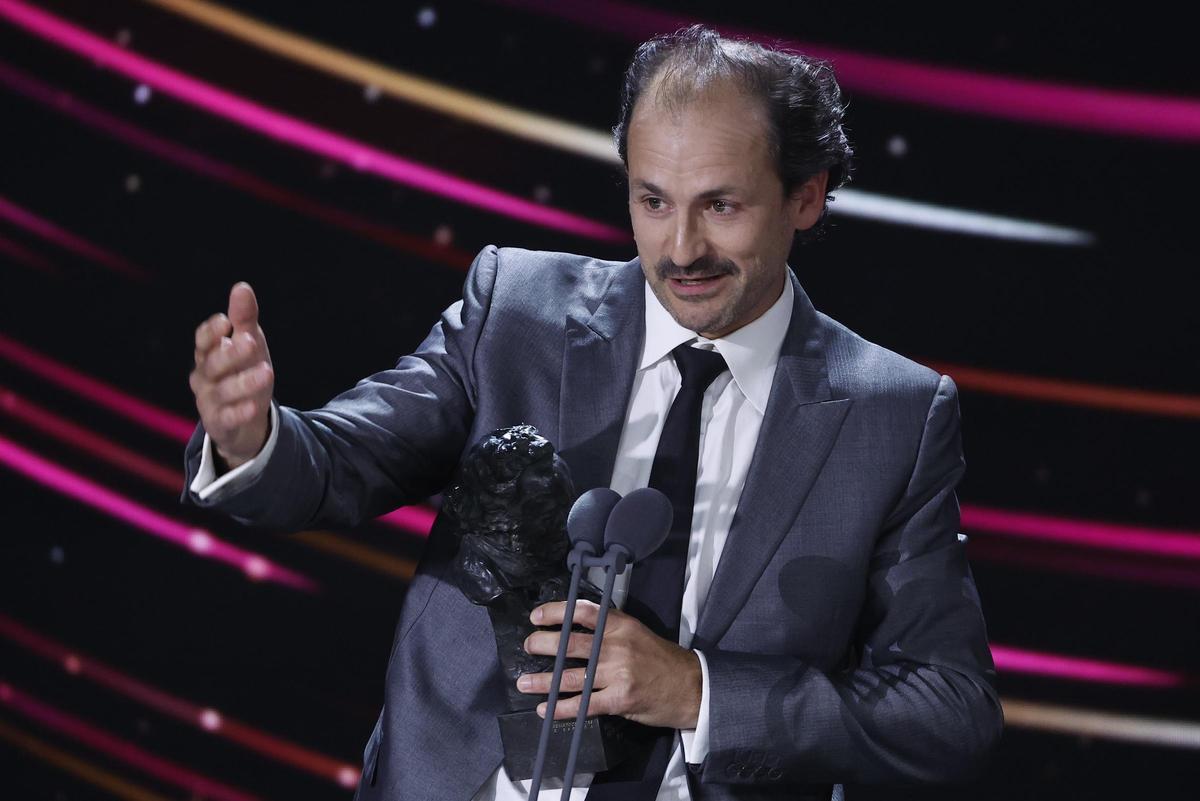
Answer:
189;282;274;471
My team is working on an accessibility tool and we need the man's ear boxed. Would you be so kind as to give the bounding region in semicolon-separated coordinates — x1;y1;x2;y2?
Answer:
790;170;830;231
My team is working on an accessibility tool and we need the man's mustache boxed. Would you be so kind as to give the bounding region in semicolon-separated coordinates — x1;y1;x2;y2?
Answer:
655;256;739;281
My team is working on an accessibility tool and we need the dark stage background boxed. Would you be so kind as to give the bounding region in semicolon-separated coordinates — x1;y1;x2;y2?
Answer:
2;1;1198;799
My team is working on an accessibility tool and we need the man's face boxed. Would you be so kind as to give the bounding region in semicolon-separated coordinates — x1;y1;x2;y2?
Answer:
626;82;827;338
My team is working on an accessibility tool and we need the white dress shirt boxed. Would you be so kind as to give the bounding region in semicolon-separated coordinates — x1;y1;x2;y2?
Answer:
190;275;795;800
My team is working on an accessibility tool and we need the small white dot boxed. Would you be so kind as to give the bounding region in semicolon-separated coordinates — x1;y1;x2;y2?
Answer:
115;28;133;47
433;224;453;245
199;708;222;731
416;7;437;28
244;556;271;580
337;766;361;788
363;84;382;103
188;530;213;554
64;654;82;674
886;135;908;158
49;546;65;564
125;174;141;193
532;184;552;203
133;84;152;105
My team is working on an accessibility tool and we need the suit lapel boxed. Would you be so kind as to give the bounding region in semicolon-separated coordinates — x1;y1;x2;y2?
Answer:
694;274;852;649
558;259;645;493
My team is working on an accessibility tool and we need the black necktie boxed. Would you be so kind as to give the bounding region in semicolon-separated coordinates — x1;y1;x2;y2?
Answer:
586;343;728;800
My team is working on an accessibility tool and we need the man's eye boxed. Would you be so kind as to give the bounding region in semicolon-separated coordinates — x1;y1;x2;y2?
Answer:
644;197;664;211
710;200;731;214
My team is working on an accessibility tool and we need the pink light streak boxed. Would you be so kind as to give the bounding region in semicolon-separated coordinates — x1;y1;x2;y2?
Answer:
0;60;474;272
0;0;628;242
962;504;1200;562
0;333;435;536
991;644;1192;689
0;332;196;442
0;680;266;801
492;0;1200;143
378;504;435;537
0;231;59;275
0;614;361;788
0;195;148;279
0;433;318;591
0;385;182;492
968;535;1200;592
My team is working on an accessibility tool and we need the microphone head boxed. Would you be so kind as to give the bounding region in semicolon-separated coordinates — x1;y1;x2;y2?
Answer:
603;487;672;563
567;487;621;554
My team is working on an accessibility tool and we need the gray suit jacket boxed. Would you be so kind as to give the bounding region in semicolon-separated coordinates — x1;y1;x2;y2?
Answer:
182;245;1002;801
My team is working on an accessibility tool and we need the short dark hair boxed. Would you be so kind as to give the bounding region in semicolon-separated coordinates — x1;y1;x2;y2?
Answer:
613;25;854;234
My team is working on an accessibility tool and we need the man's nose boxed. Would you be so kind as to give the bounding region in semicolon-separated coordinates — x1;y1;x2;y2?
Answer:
666;213;709;268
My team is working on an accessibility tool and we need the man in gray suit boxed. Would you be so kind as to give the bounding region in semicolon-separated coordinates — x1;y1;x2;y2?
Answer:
184;26;1001;801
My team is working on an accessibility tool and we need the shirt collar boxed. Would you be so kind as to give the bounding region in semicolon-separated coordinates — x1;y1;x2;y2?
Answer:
639;274;794;415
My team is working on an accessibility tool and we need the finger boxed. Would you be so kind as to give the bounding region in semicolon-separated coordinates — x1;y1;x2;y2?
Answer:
227;282;259;333
215;397;262;430
208;361;273;406
539;688;615;721
517;666;602;695
524;629;593;660
532;599;602;628
201;331;263;382
194;313;231;361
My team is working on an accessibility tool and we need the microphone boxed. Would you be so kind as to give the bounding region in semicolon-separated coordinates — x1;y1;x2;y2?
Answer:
567;487;619;566
527;488;621;797
558;487;673;799
601;487;674;567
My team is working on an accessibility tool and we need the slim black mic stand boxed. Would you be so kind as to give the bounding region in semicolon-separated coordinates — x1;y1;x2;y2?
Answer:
526;540;595;797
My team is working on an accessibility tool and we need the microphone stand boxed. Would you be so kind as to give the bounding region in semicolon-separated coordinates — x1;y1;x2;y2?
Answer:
557;545;629;800
526;541;591;798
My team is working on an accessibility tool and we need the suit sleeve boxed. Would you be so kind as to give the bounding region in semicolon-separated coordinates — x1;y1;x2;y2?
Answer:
700;374;1003;786
178;245;499;531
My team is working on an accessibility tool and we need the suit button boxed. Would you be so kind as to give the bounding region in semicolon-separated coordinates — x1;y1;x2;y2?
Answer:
767;768;782;780
725;763;740;778
754;766;768;778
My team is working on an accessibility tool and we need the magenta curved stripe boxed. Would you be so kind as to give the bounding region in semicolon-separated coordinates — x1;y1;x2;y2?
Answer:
378;504;436;537
0;60;475;271
0;196;147;278
0;614;360;785
0;0;629;242
0;332;196;442
991;645;1192;688
0;232;58;274
0;333;436;538
962;504;1200;561
0;681;264;801
493;0;1200;143
0;434;318;591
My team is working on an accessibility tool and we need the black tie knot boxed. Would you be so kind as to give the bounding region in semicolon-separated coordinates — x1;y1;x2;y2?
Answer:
672;343;728;393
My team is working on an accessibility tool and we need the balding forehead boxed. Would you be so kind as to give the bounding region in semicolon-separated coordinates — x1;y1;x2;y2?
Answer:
632;71;770;133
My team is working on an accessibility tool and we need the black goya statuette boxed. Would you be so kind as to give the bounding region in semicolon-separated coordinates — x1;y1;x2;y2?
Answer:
443;425;629;781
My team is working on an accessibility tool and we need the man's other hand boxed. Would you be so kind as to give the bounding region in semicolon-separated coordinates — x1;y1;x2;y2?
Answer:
189;282;274;471
518;600;702;730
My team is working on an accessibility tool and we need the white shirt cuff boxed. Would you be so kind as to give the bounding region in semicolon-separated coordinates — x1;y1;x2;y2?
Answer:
679;649;711;765
190;400;279;501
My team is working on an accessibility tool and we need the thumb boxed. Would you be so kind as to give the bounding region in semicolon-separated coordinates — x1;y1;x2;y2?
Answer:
227;281;259;333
